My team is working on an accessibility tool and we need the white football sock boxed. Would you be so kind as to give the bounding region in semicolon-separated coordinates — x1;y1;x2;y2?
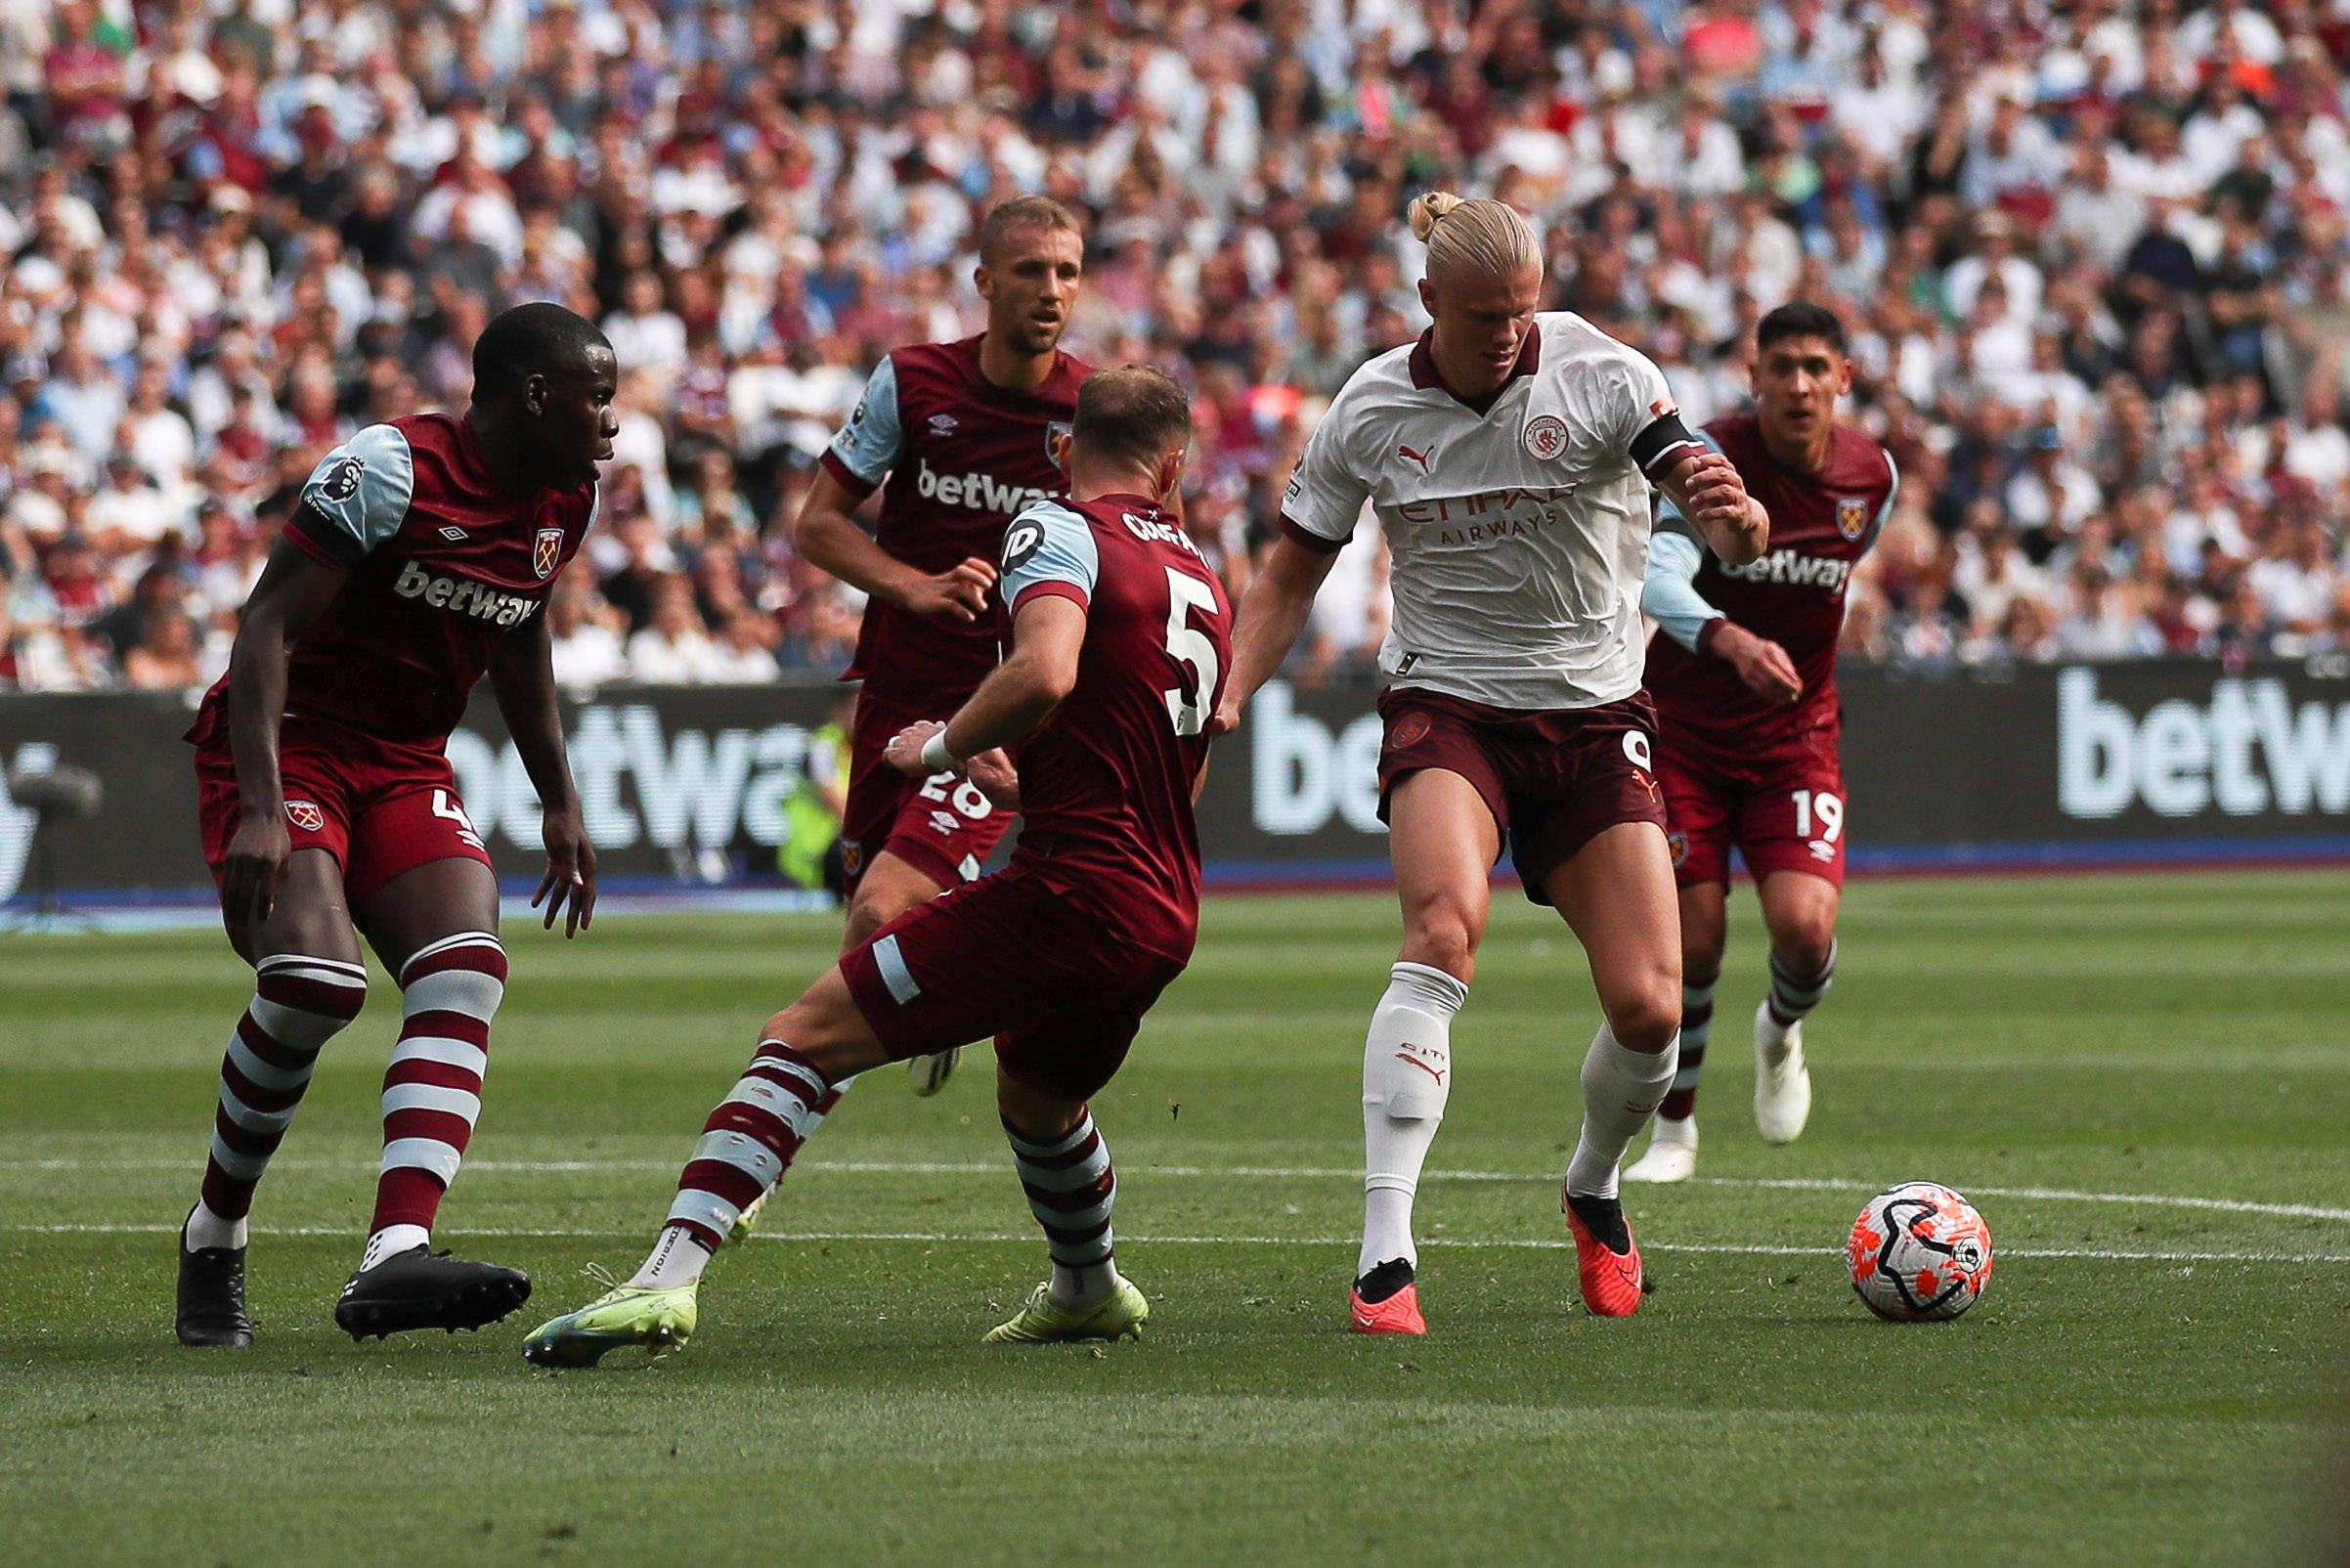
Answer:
630;1224;713;1290
183;1199;246;1252
360;1223;431;1271
1564;1023;1679;1201
1358;960;1468;1278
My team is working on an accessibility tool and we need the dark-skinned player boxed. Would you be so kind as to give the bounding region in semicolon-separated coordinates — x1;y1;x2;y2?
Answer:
174;302;615;1345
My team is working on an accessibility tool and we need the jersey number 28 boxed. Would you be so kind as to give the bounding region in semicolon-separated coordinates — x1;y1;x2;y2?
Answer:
1161;568;1220;737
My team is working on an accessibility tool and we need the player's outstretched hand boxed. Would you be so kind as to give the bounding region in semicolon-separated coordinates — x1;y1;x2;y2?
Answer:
903;557;998;623
1670;451;1767;561
1715;623;1804;706
222;809;291;952
962;746;1022;812
534;806;598;936
885;720;946;776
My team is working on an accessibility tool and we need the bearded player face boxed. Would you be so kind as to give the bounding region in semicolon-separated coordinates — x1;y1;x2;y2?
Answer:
977;224;1084;358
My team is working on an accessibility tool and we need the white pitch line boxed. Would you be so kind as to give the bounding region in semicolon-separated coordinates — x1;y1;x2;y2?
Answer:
4;1222;2343;1265
8;1156;2346;1225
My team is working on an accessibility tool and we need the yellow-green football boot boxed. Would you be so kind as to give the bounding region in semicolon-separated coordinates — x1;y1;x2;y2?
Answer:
725;1190;768;1246
982;1279;1150;1344
521;1280;698;1367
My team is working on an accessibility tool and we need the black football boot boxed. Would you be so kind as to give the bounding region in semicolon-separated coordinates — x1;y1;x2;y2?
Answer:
334;1246;532;1339
176;1207;255;1347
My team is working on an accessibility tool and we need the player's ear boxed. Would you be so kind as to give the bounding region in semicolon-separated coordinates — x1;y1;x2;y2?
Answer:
1155;446;1186;501
523;372;548;417
1416;275;1437;319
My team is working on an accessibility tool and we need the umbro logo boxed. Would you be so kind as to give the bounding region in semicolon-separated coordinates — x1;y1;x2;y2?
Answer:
439;526;468;542
1398;443;1435;474
929;414;959;435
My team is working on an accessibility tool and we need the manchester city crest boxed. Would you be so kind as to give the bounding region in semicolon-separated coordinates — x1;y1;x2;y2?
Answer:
533;526;564;580
1836;497;1869;541
1523;414;1569;461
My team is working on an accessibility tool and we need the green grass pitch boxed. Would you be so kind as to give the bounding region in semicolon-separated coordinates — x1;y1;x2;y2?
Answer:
4;870;2347;1565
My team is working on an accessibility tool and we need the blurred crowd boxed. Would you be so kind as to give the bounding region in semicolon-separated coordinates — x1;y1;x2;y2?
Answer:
4;0;2350;696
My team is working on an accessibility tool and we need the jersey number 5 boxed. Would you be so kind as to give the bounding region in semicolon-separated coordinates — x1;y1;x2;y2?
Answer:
1162;568;1220;737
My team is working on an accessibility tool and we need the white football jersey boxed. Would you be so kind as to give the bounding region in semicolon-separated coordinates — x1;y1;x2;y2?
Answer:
1283;312;1700;711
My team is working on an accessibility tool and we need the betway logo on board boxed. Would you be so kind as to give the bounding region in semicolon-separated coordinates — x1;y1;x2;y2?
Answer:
446;705;818;852
1248;681;1386;837
2059;667;2350;819
912;457;1051;514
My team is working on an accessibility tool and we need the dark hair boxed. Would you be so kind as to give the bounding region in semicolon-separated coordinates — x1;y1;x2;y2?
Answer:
977;195;1082;267
471;302;610;401
1756;300;1846;356
1072;365;1193;469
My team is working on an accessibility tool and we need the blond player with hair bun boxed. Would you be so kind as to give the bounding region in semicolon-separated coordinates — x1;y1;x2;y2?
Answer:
1215;191;1770;1332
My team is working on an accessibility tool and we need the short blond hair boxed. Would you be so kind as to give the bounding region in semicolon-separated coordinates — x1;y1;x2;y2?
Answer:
1407;192;1544;285
978;196;1083;266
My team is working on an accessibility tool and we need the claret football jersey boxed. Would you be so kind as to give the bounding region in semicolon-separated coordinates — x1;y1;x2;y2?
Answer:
1280;312;1705;713
821;336;1090;707
992;493;1232;961
188;413;597;750
1645;414;1898;745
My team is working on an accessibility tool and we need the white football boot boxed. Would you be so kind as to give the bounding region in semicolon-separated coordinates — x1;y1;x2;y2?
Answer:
1622;1114;1698;1184
907;1047;961;1097
1753;999;1812;1144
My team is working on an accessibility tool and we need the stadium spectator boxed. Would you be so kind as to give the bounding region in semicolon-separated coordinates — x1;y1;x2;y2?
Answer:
3;0;2349;696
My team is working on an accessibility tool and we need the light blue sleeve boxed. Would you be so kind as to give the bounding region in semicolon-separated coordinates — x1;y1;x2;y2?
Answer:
299;424;414;556
999;500;1100;608
1869;451;1900;545
823;356;904;491
1642;529;1722;652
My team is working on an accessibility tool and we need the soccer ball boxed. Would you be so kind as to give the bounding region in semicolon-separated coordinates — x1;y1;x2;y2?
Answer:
1846;1181;1993;1322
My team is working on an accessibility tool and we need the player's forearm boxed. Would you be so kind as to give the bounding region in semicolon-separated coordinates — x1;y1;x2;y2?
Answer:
224;617;291;819
939;656;1066;760
1226;546;1329;706
793;505;927;607
491;630;581;812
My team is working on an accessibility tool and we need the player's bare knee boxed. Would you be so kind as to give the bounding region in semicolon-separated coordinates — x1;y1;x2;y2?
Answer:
1398;900;1481;981
842;881;924;953
1772;925;1835;979
1604;975;1683;1054
839;896;892;953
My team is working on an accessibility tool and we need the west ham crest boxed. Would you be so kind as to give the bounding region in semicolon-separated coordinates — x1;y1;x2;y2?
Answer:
1045;420;1073;470
1836;497;1869;541
533;526;564;580
285;800;326;833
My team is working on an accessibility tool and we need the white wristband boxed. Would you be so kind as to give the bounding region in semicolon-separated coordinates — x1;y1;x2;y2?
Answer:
919;729;959;770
